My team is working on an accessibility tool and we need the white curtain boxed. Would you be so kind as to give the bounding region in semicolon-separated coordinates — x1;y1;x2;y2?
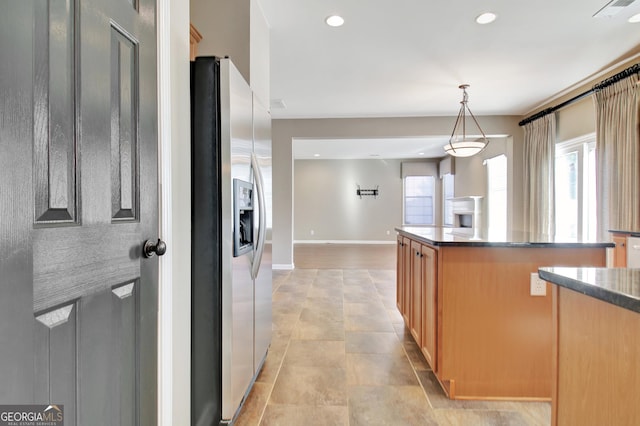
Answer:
523;114;556;236
594;75;640;240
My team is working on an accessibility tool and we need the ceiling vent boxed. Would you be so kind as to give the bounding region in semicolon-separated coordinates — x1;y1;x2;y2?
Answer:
593;0;637;17
270;99;286;109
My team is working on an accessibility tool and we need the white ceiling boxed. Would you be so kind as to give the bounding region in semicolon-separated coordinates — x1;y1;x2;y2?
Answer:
259;0;640;157
293;137;447;160
292;136;510;160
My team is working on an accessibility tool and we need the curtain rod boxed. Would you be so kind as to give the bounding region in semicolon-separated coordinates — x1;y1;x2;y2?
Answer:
518;62;640;127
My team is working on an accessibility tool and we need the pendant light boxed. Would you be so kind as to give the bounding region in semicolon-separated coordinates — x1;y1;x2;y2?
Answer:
444;84;489;157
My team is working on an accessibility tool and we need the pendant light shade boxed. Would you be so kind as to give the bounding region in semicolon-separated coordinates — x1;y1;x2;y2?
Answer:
445;84;489;157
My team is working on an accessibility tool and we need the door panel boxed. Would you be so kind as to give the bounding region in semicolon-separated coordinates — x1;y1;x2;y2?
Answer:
401;237;411;324
33;0;78;225
33;225;141;312
111;282;138;426
421;245;437;371
35;304;77;426
410;240;422;346
1;0;158;423
110;25;139;221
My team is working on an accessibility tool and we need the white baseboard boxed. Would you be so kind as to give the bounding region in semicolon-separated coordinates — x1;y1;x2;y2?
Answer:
293;240;396;245
273;263;295;270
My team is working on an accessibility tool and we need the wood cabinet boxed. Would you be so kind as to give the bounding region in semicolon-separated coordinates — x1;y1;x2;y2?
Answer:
409;240;423;346
396;231;609;400
396;235;411;325
402;237;411;321
399;238;438;370
420;244;437;371
396;235;404;313
552;286;640;425
190;24;203;61
611;232;627;267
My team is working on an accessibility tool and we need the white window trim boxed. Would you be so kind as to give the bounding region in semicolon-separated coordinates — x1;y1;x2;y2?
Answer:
484;154;508;235
555;133;596;241
403;175;436;226
442;173;455;226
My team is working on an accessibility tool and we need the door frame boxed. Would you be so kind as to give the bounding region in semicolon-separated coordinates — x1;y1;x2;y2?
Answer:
156;0;191;426
157;0;171;422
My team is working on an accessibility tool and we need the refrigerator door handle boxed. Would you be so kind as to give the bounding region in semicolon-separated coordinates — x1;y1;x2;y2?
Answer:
251;152;267;280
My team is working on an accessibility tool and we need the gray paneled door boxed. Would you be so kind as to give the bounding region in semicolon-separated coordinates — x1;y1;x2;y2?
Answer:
0;0;158;424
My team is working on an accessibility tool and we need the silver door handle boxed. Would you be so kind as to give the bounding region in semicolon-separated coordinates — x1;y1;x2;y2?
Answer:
251;153;267;280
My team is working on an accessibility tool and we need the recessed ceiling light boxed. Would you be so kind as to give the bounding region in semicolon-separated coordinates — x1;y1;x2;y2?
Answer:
325;15;345;27
629;13;640;23
313;153;320;157
476;12;497;24
370;154;380;157
419;152;425;156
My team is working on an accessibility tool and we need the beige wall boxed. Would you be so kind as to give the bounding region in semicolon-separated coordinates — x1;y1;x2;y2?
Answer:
189;0;270;96
524;49;640;121
190;0;251;83
556;97;596;142
454;138;508;197
452;137;517;231
524;50;640;143
291;139;516;244
272;123;294;267
294;159;403;242
272;116;524;267
250;0;270;105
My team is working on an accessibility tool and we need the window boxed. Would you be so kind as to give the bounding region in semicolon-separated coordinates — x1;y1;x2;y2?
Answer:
404;175;435;225
555;135;596;241
442;173;454;226
485;155;507;239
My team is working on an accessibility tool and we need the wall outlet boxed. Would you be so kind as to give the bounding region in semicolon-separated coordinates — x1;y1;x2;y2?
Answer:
310;230;315;235
530;273;547;296
386;230;390;235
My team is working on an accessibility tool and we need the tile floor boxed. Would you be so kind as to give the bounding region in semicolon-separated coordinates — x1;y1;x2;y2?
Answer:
235;267;551;425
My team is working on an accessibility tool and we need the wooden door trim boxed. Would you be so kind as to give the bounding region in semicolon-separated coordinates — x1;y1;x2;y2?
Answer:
190;24;203;61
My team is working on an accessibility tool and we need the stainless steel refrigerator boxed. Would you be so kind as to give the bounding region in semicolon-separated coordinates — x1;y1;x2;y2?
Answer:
191;57;272;425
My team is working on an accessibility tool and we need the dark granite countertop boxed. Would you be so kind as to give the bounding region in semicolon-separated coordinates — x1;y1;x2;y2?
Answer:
396;226;614;248
608;229;640;237
538;267;640;314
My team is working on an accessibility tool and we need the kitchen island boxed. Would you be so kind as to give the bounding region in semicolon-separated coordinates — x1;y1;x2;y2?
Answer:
396;226;612;401
538;267;640;426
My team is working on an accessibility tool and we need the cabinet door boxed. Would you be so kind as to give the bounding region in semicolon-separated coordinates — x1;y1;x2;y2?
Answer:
612;234;627;267
396;234;405;313
421;245;437;371
410;240;423;346
402;237;412;325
